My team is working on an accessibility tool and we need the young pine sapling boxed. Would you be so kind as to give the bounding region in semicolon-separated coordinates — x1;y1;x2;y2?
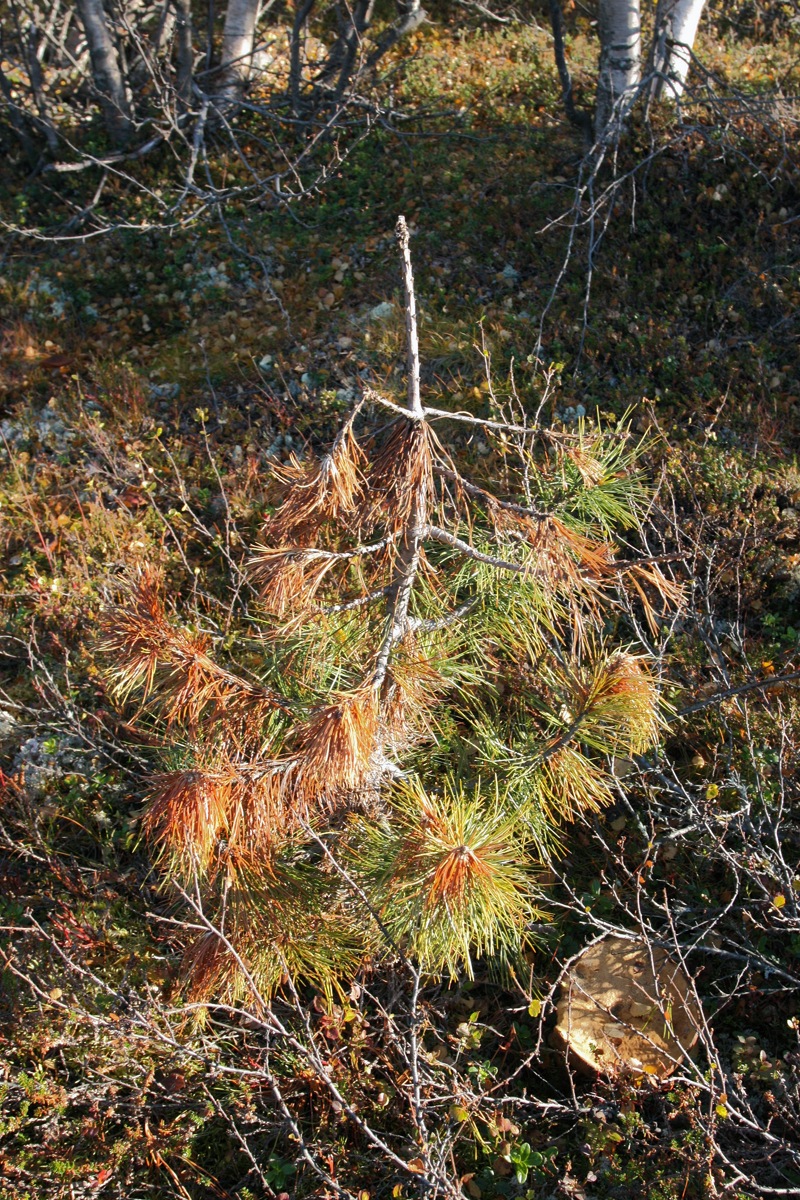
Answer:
102;217;679;1004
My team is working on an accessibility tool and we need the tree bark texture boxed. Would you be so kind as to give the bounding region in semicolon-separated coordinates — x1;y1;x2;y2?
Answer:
220;0;260;97
328;0;377;102
365;0;426;73
651;0;707;101
595;0;641;138
152;0;177;56
75;0;132;145
25;21;60;152
289;0;315;114
174;0;193;109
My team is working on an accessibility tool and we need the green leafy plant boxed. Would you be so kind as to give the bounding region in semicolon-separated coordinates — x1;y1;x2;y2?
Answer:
101;218;678;1003
265;1154;297;1191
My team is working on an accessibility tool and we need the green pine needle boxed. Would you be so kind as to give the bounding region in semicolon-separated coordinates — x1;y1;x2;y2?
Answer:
351;777;544;979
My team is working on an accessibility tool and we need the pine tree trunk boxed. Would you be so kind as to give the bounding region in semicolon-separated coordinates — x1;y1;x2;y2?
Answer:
75;0;132;145
220;0;260;99
595;0;641;139
651;0;706;101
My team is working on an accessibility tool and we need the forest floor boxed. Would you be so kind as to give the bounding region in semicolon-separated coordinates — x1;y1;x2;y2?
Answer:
1;12;800;1200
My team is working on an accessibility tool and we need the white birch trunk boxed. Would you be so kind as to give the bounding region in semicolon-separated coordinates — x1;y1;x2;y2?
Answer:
75;0;132;145
595;0;641;139
651;0;707;102
220;0;260;97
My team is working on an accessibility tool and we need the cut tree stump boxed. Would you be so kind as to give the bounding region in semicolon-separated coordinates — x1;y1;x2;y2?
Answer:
553;936;701;1078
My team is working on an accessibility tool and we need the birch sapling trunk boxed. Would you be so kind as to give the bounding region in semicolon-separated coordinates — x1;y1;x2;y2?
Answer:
290;0;316;115
595;0;641;139
75;0;133;145
152;0;178;57
331;0;376;103
547;0;593;141
651;0;706;102
174;0;194;110
219;0;260;101
365;0;427;73
25;22;60;153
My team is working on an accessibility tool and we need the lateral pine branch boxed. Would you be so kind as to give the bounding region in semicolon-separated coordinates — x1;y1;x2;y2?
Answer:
103;217;679;1006
426;525;526;573
363;385;564;437
435;465;549;521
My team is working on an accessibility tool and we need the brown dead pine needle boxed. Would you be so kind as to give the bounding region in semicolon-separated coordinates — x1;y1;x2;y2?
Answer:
262;410;365;544
525;516;614;591
101;570;288;733
249;546;339;617
619;562;684;635
566;445;607;488
289;686;380;806
362;418;433;536
144;768;234;875
144;764;290;878
428;841;494;906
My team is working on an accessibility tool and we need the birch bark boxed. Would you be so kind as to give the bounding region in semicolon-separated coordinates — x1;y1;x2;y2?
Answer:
595;0;641;138
75;0;132;144
220;0;260;98
651;0;707;101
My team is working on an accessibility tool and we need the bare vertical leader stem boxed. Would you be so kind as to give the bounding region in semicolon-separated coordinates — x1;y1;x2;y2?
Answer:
395;215;423;418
